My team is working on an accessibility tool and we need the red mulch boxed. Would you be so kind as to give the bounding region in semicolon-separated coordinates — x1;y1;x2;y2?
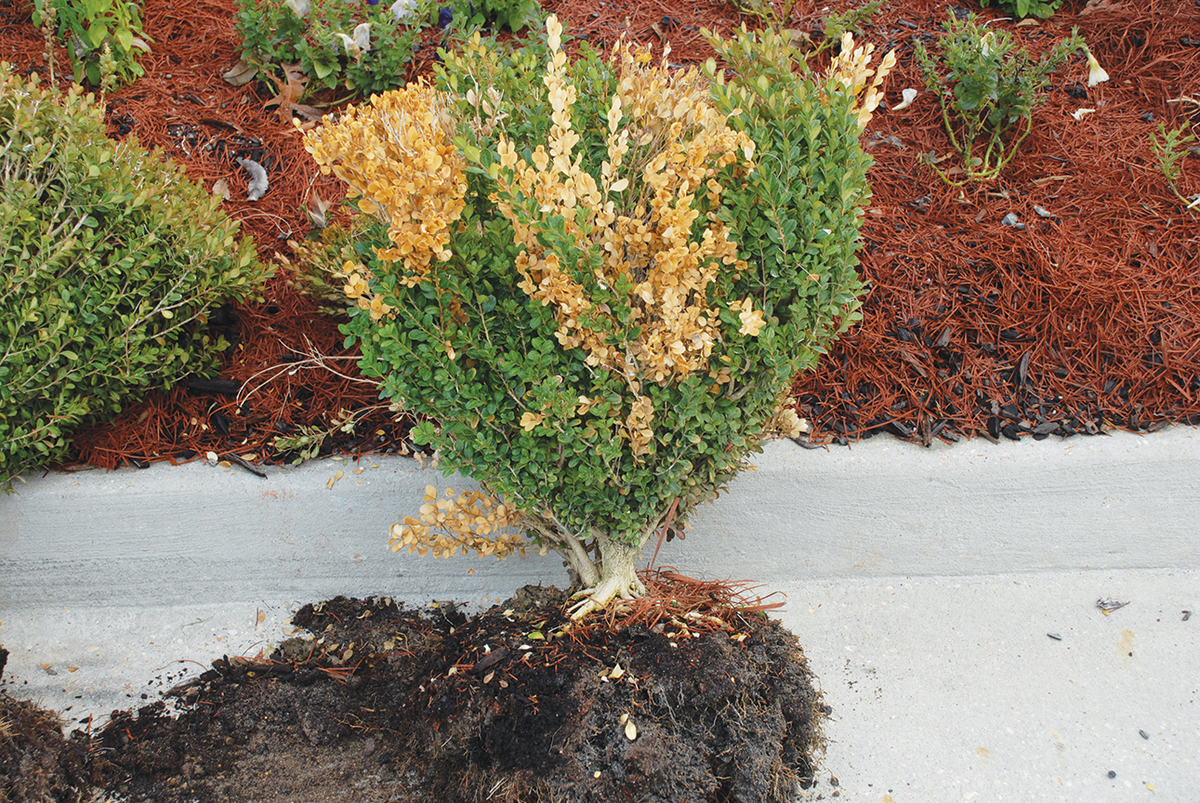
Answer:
1;0;1198;472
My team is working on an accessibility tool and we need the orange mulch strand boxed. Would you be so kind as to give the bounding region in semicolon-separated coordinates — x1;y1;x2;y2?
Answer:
2;0;1199;473
589;567;787;637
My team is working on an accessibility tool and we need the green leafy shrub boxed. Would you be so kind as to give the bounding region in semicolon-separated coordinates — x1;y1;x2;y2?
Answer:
914;13;1087;183
978;0;1061;21
0;65;271;486
439;0;541;33
234;0;423;96
31;0;151;88
299;19;887;616
233;0;539;98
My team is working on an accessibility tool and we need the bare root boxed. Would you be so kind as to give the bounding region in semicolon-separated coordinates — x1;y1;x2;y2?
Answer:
568;537;646;619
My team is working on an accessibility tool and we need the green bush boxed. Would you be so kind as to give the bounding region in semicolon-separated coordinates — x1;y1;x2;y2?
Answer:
300;20;886;616
32;0;151;88
978;0;1061;21
914;13;1086;183
234;0;423;96
0;65;271;486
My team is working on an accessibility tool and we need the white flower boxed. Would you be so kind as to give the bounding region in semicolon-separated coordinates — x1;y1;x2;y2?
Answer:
891;87;918;111
335;25;370;60
391;0;417;22
1071;108;1096;121
353;22;371;54
1085;49;1109;87
284;0;309;17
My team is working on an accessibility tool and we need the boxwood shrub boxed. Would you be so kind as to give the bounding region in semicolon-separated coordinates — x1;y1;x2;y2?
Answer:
0;64;272;486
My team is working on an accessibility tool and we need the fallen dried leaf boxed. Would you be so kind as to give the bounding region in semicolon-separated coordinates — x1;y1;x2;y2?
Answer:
222;58;257;86
308;190;334;229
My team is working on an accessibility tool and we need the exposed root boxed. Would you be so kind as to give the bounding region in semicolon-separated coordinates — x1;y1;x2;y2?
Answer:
568;537;646;619
569;572;646;620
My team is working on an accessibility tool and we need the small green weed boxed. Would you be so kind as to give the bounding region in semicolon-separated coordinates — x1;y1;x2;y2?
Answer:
1149;103;1199;214
31;0;151;87
914;13;1087;183
978;0;1062;21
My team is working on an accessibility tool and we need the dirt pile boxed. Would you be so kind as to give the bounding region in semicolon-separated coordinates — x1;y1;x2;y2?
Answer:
0;647;96;803
88;589;821;803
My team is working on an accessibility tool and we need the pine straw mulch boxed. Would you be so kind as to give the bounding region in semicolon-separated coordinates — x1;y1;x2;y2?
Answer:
2;0;1198;473
2;574;823;803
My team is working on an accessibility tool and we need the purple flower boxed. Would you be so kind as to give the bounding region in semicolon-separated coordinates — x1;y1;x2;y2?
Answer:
438;6;452;28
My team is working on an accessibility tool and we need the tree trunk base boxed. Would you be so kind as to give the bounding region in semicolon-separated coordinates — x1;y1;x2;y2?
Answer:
568;537;646;619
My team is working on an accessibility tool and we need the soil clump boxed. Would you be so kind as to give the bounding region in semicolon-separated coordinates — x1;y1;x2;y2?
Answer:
2;589;820;802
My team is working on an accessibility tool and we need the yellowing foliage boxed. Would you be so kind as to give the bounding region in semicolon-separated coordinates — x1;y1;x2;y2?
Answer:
494;16;756;389
827;32;896;130
388;484;529;559
302;82;467;287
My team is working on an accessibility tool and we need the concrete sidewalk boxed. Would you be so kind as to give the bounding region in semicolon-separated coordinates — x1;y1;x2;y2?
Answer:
2;428;1198;801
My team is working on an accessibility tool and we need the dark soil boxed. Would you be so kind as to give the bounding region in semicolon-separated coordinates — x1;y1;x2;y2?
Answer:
2;589;822;802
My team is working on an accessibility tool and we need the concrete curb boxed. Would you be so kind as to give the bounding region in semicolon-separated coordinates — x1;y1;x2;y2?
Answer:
2;428;1198;800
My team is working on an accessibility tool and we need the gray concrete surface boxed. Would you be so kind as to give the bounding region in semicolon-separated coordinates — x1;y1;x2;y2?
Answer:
2;428;1198;801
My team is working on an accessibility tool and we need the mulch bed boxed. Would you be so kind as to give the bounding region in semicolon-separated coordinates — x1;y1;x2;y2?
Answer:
3;0;1197;472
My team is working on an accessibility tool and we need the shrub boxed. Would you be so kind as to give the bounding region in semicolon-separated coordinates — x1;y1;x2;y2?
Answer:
301;19;887;616
914;13;1088;183
234;0;423;96
31;0;151;88
234;0;540;99
978;0;1061;21
0;65;271;486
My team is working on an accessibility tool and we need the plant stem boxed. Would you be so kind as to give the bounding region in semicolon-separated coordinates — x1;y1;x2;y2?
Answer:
569;535;646;619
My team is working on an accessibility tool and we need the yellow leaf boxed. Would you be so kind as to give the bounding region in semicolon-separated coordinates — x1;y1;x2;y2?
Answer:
625;720;638;740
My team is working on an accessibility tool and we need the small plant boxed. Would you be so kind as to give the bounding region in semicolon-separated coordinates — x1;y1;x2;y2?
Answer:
733;0;882;51
821;0;885;46
978;0;1062;21
914;13;1087;183
233;0;540;99
1149;119;1200;213
0;65;271;486
31;0;151;87
439;0;541;33
233;0;423;97
300;18;887;617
